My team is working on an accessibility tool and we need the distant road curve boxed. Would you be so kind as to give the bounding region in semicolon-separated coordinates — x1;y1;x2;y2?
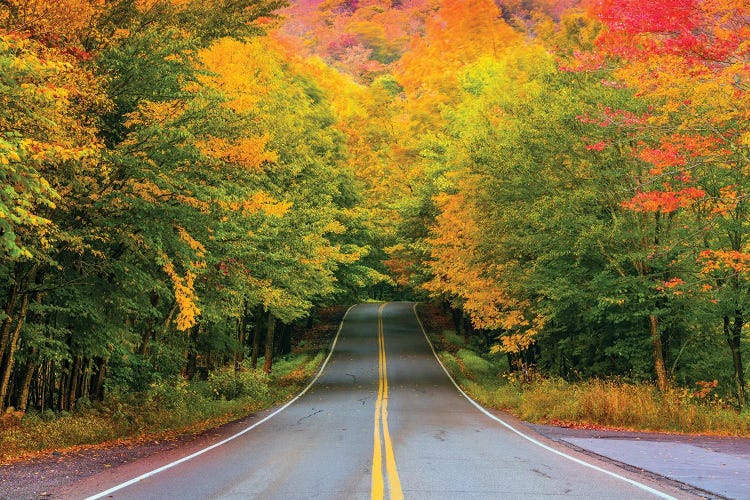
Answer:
62;302;692;499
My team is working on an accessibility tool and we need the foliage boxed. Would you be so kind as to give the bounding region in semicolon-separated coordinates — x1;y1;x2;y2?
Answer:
0;0;384;418
0;0;748;444
207;366;269;401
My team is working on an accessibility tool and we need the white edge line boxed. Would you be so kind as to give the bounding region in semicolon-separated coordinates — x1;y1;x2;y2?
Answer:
410;303;677;500
85;304;358;500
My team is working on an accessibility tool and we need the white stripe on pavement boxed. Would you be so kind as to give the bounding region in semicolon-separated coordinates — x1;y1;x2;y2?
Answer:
411;302;677;500
85;304;358;500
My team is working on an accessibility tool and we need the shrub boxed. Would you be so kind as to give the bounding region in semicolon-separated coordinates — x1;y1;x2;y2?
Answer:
207;367;269;401
428;313;750;436
147;375;192;411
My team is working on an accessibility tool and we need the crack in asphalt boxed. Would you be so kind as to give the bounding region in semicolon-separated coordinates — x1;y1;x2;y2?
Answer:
296;409;323;425
531;468;552;479
345;373;357;384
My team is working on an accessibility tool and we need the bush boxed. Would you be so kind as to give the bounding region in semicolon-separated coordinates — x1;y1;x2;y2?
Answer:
146;375;192;411
274;352;324;386
207;367;269;401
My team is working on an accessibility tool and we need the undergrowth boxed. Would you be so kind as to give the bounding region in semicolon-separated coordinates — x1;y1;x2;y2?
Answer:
0;352;325;464
422;307;750;436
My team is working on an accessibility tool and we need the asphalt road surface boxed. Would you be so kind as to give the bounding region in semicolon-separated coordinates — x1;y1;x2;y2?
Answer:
63;302;692;499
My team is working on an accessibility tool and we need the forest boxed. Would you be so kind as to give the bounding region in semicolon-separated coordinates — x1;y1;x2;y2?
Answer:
0;0;748;428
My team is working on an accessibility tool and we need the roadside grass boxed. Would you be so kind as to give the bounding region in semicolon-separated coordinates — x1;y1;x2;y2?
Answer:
419;305;750;436
0;310;342;465
0;352;324;464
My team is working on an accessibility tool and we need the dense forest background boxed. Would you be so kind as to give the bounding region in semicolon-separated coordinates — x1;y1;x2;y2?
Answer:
0;0;748;417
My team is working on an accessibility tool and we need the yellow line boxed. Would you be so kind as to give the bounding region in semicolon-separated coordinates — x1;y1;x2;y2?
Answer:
372;303;403;500
372;304;385;499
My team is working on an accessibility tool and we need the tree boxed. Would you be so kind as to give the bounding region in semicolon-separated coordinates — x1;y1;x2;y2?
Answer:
592;0;750;405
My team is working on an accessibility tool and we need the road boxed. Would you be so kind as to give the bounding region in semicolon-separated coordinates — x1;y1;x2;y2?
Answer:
63;302;690;499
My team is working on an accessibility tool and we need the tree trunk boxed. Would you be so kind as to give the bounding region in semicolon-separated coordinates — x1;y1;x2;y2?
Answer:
0;280;20;362
160;301;178;340
79;358;92;402
59;361;69;411
183;325;198;381
649;314;669;392
234;301;247;372
139;292;160;355
41;360;52;412
279;322;292;356
250;309;263;369
138;326;153;356
724;313;746;409
92;357;107;402
263;311;276;374
17;346;37;412
0;289;30;410
67;355;81;410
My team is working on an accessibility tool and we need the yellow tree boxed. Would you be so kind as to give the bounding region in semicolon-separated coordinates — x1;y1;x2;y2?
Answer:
200;36;379;370
385;0;524;287
423;179;543;357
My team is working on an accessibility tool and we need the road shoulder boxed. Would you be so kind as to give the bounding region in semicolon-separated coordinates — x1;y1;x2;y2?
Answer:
530;422;750;499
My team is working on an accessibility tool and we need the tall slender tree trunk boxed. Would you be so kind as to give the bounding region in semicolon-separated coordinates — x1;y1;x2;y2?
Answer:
183;325;198;380
724;313;746;409
17;346;37;412
59;361;69;411
16;289;44;411
80;358;92;401
250;309;263;369
234;300;247;372
263;311;276;374
0;280;20;362
0;289;30;410
41;360;52;412
67;355;81;410
92;357;107;402
649;314;669;392
161;301;177;341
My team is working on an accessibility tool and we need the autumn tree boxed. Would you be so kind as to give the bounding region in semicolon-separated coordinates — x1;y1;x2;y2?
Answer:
591;0;750;405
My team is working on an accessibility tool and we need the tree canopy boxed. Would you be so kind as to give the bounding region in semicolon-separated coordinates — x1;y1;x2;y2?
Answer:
1;0;748;413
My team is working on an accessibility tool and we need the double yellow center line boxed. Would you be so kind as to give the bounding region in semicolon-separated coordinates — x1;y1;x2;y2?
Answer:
371;303;403;500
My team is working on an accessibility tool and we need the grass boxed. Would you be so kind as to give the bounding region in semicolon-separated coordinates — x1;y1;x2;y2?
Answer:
0;351;328;464
418;304;750;437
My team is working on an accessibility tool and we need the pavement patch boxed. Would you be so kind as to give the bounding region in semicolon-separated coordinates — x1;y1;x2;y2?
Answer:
561;437;750;499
